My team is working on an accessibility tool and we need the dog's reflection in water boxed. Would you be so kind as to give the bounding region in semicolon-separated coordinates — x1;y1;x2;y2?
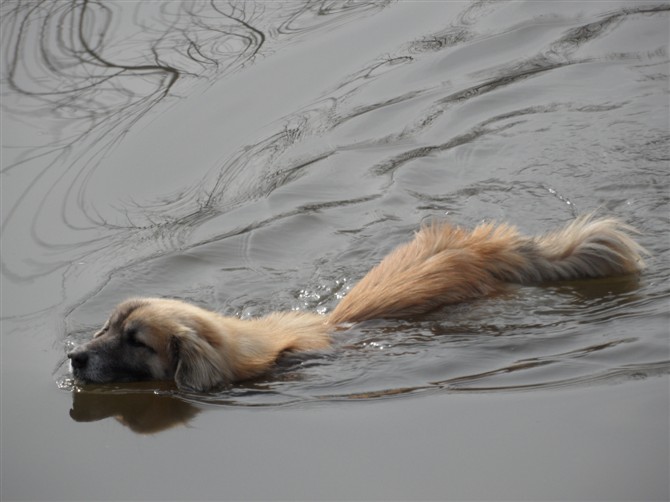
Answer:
69;383;200;434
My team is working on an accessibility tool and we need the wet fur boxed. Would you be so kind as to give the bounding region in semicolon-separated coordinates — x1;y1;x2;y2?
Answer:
69;214;645;391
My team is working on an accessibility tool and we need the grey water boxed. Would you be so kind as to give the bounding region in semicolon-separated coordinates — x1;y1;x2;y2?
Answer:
1;1;669;500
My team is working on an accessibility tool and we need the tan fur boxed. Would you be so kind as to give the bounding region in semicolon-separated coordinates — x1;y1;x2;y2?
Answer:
68;214;645;391
69;298;331;392
329;214;645;323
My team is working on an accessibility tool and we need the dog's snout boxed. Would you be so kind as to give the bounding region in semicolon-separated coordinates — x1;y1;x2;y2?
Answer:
68;349;89;370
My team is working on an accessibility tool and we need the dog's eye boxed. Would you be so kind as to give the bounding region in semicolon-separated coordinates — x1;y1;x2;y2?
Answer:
127;335;144;347
125;328;153;351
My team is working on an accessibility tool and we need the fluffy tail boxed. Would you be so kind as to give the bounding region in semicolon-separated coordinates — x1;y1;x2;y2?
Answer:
327;214;645;324
515;214;646;282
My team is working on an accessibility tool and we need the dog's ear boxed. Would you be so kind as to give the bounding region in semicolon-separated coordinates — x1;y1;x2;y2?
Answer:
170;328;229;392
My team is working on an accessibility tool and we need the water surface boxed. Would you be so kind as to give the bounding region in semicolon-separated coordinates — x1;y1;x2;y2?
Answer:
1;1;669;500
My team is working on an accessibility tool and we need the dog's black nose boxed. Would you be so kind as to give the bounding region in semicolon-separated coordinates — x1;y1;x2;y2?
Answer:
68;350;89;369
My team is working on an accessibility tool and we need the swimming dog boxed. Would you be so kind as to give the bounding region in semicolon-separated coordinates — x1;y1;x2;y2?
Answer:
68;214;645;392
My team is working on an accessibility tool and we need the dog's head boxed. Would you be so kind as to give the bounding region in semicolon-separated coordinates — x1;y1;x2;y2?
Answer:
68;298;232;392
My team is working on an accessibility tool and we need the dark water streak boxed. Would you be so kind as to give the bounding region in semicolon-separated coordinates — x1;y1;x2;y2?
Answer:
1;0;390;297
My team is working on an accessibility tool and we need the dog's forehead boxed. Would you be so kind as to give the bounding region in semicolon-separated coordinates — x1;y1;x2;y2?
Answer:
110;299;152;328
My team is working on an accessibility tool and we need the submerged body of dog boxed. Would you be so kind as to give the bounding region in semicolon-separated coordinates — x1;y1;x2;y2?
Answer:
68;215;646;391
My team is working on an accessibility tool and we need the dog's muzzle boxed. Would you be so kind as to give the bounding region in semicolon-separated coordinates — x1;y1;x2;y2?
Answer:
68;348;89;370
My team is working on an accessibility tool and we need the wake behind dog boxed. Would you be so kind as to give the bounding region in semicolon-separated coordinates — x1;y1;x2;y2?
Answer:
68;214;645;392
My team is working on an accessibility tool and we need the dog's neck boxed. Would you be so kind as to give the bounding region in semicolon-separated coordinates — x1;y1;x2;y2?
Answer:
195;311;332;383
